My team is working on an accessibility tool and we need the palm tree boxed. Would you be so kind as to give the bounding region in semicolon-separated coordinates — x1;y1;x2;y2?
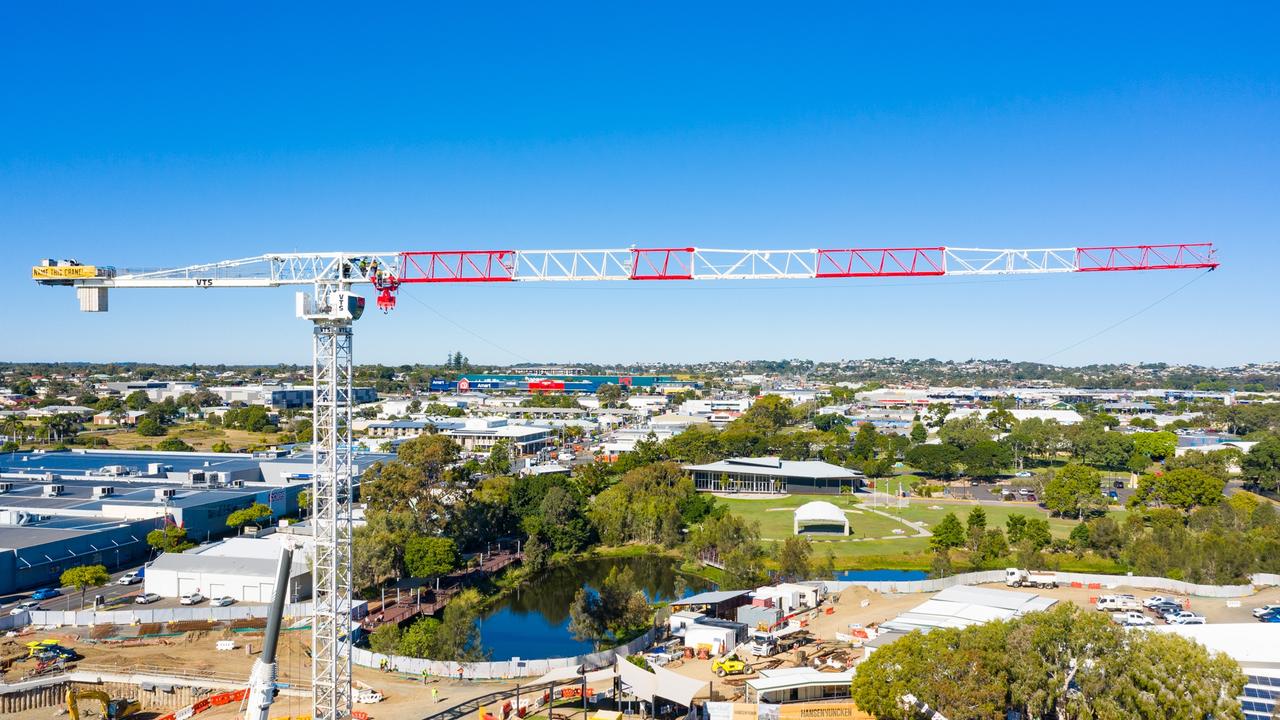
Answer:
1;414;25;443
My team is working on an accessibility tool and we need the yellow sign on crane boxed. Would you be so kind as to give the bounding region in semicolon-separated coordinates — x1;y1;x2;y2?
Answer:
32;264;100;280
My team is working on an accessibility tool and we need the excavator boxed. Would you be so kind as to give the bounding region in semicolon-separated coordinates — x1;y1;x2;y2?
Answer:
66;688;140;720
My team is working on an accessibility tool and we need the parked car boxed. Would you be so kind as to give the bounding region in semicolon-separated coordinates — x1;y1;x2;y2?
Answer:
1113;480;1125;489
1253;604;1280;618
30;588;61;600
1107;490;1119;500
1167;611;1206;625
134;593;161;605
210;596;236;607
1143;595;1174;609
117;572;143;585
1259;610;1280;624
1113;611;1155;627
1150;602;1183;617
1014;471;1033;478
9;600;40;615
180;592;205;605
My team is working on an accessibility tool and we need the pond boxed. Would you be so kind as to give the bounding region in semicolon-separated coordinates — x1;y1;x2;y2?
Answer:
478;555;713;660
832;569;928;582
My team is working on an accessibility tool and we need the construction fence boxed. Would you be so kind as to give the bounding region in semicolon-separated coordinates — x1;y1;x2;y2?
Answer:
351;626;662;680
17;600;368;629
828;570;1277;598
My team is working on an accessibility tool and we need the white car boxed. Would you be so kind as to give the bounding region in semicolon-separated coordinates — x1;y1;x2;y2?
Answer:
1167;611;1206;625
9;600;40;615
1143;595;1173;609
1014;471;1033;478
135;593;161;605
210;596;236;607
1113;611;1155;627
1253;604;1280;618
180;592;205;605
117;572;142;585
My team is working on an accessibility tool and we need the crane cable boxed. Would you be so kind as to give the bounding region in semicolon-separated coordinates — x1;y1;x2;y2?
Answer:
1036;268;1215;363
396;286;537;364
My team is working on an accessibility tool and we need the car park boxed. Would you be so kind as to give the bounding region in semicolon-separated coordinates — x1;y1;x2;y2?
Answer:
210;596;236;607
30;588;61;600
134;593;161;605
180;592;205;605
9;600;40;615
1167;611;1206;625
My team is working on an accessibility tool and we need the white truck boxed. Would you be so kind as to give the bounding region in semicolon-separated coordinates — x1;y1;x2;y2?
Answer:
1096;595;1142;612
1005;568;1058;589
749;625;807;657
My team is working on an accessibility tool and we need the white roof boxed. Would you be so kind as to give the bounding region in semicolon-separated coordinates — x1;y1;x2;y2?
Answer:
682;457;858;479
794;501;846;524
616;652;708;707
881;586;1057;633
746;669;855;693
1151;624;1280;665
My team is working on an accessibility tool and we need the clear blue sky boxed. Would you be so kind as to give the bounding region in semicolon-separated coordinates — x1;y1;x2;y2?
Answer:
2;4;1277;367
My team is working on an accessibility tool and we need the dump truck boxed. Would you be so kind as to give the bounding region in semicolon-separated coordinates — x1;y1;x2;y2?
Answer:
1005;568;1058;589
749;625;809;657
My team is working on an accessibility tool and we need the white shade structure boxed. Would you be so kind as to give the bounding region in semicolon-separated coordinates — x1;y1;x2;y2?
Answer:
793;501;849;535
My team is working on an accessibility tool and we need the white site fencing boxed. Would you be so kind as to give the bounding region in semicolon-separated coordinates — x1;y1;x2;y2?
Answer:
18;600;368;630
352;626;662;680
828;570;1276;598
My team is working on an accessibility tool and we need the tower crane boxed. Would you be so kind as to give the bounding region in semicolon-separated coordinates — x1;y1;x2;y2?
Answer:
32;242;1217;720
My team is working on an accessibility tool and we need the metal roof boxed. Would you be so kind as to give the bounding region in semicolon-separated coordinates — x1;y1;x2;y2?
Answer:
682;457;859;480
668;589;752;606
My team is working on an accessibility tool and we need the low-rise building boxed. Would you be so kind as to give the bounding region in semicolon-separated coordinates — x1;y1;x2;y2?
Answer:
144;535;311;603
684;457;862;494
440;417;551;455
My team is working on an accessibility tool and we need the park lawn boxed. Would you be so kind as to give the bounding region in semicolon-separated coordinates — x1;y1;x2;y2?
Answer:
891;501;1128;539
86;424;284;451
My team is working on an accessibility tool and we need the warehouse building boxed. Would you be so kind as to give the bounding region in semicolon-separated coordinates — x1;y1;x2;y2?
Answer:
144;535;311;603
0;448;391;593
209;383;377;409
684;457;862;494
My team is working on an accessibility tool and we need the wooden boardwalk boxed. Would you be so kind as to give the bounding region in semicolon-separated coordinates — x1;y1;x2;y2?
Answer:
361;550;523;631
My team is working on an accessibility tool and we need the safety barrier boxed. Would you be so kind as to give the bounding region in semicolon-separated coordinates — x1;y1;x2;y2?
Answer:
19;600;367;629
827;570;1271;598
352;626;661;679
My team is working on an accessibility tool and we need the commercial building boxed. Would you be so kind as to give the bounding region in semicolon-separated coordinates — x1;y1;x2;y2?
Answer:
144;535;311;603
365;420;432;438
210;384;377;409
439;417;551;455
684;457;862;495
0;448;391;593
429;374;682;394
100;380;200;403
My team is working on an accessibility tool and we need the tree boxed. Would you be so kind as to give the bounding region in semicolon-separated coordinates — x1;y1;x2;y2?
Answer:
974;529;1009;566
156;437;194;452
147;525;195;553
125;390;151;410
596;383;626;409
960;440;1011;480
483;439;511;476
812;414;848;432
1005;514;1028;545
905;443;961;478
910;421;927;445
851;423;879;460
404;537;459;578
1132;468;1225;511
226;502;272;531
925;402;951;428
1243;435;1280;492
775;536;813;581
741;395;795;431
211;440;232;453
930;512;964;551
1131;431;1178;461
135;417;166;437
568;566;652;646
432;588;488;661
1042;464;1105;518
368;623;403;654
938;415;993;451
61;564;110;610
1021;517;1052;551
851;603;1245;720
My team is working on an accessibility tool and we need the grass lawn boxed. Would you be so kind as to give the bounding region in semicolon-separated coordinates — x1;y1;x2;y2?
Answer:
715;492;1129;569
85;425;284;451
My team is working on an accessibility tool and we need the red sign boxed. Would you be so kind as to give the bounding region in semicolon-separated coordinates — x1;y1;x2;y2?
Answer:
458;378;471;392
619;376;633;386
528;379;565;392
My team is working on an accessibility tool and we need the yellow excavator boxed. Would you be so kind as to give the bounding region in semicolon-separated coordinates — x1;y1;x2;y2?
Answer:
66;688;140;720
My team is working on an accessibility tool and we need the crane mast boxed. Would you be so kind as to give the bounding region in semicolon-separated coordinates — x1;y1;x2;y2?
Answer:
32;241;1217;720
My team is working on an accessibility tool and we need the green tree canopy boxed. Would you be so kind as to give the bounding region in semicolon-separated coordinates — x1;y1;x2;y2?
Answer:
404;537;460;578
226;502;272;530
147;525;195;553
775;536;813;581
905;443;961;478
61;564;110;609
1042;464;1106;518
929;512;964;551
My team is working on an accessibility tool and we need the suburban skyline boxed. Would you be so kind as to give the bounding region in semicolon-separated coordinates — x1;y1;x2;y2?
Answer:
3;4;1277;365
